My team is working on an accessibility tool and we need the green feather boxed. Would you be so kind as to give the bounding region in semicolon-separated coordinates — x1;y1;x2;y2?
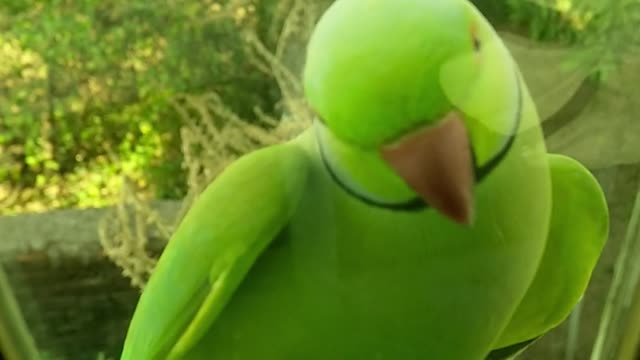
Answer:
120;144;309;359
492;154;609;349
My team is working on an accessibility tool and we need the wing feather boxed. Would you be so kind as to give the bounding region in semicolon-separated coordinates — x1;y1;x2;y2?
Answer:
120;143;309;359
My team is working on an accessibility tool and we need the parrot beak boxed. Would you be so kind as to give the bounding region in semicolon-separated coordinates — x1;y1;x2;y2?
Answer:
380;112;475;225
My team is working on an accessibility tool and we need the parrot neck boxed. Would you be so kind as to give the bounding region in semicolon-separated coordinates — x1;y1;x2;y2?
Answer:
315;121;424;210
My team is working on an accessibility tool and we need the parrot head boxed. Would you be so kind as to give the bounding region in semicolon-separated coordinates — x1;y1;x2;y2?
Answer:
303;0;523;225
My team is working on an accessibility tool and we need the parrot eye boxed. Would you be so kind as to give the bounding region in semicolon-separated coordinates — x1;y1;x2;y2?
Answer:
470;25;481;52
472;36;481;52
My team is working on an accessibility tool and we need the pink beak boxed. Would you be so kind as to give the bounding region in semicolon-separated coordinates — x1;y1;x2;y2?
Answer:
380;112;475;225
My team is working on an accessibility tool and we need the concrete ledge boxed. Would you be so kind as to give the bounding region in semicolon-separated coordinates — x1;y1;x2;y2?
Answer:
0;201;180;360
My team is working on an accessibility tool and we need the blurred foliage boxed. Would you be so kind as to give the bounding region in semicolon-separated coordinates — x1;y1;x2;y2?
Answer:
505;0;640;77
0;0;287;214
506;0;595;43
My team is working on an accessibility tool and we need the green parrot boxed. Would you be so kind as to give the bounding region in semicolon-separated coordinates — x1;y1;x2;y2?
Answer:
120;0;609;359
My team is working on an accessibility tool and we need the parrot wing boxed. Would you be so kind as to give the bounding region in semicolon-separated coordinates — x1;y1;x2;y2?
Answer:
489;153;609;353
120;143;310;360
486;337;540;360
